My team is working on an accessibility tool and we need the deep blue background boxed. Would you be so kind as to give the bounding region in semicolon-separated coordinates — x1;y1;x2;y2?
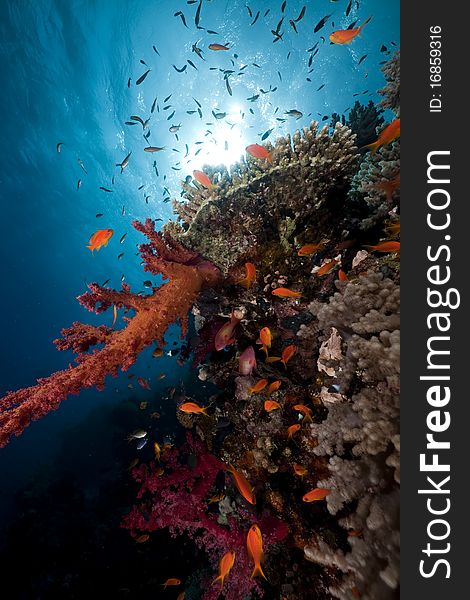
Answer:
0;0;398;516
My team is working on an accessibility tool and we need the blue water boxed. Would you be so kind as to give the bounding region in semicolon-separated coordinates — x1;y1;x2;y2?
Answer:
0;0;398;516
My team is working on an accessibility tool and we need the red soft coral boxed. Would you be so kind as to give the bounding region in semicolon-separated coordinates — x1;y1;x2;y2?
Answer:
0;220;221;447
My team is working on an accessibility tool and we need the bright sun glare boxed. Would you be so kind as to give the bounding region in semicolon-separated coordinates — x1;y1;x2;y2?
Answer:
185;104;248;170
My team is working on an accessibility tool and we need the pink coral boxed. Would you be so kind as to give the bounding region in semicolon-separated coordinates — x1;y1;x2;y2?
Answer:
122;435;288;600
0;220;221;447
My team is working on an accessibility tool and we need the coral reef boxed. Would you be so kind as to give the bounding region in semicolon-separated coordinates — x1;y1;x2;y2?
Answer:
378;51;400;115
350;52;401;230
331;100;385;148
170;121;359;273
303;273;400;599
0;220;221;447
122;434;288;600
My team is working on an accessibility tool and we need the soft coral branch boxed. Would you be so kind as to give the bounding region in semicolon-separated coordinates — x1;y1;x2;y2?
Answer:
0;220;221;447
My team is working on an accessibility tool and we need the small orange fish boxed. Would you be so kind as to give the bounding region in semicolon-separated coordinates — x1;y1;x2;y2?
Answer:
373;172;400;201
329;16;372;45
135;534;150;543
249;379;269;394
112;304;118;327
363;118;400;154
348;529;364;538
179;402;209;416
154;441;161;460
162;578;181;589
297;242;325;256
139;401;148;410
316;259;339;277
293;404;313;423
338;269;349;282
293;464;308;477
257;327;272;356
177;593;185;600
213;550;236;589
227;465;256;505
287;424;301;438
193;169;214;189
209;43;230;51
266;380;281;396
245;144;272;163
302;488;330;502
264;400;281;412
208;492;226;504
215;311;242;351
152;347;164;358
265;356;281;363
272;287;302;298
247;524;267;580
237;262;257;289
281;345;296;368
365;241;400;253
87;229;114;252
385;221;400;236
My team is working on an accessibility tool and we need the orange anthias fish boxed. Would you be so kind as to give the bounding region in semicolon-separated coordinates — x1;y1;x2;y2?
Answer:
179;402;209;416
257;327;272;356
316;259;339;277
208;43;230;51
249;379;269;394
162;578;182;589
373;172;400;201
287;424;301;438
365;241;401;253
266;380;281;396
135;534;150;543
294;464;308;478
264;400;281;412
227;465;256;505
329;16;372;44
215;310;243;351
302;488;331;502
213;551;236;589
293;404;313;423
385;221;401;236
338;269;349;282
87;229;114;252
297;242;325;256
237;262;257;289
363;118;400;154
281;345;296;367
177;593;186;600
193;169;214;189
247;524;267;580
246;144;272;163
272;287;302;298
265;356;281;364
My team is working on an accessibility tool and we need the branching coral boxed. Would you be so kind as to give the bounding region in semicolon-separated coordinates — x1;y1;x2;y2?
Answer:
303;273;400;599
0;220;221;447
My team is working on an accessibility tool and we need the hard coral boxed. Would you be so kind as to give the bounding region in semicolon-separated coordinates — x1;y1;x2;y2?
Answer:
170;122;358;273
